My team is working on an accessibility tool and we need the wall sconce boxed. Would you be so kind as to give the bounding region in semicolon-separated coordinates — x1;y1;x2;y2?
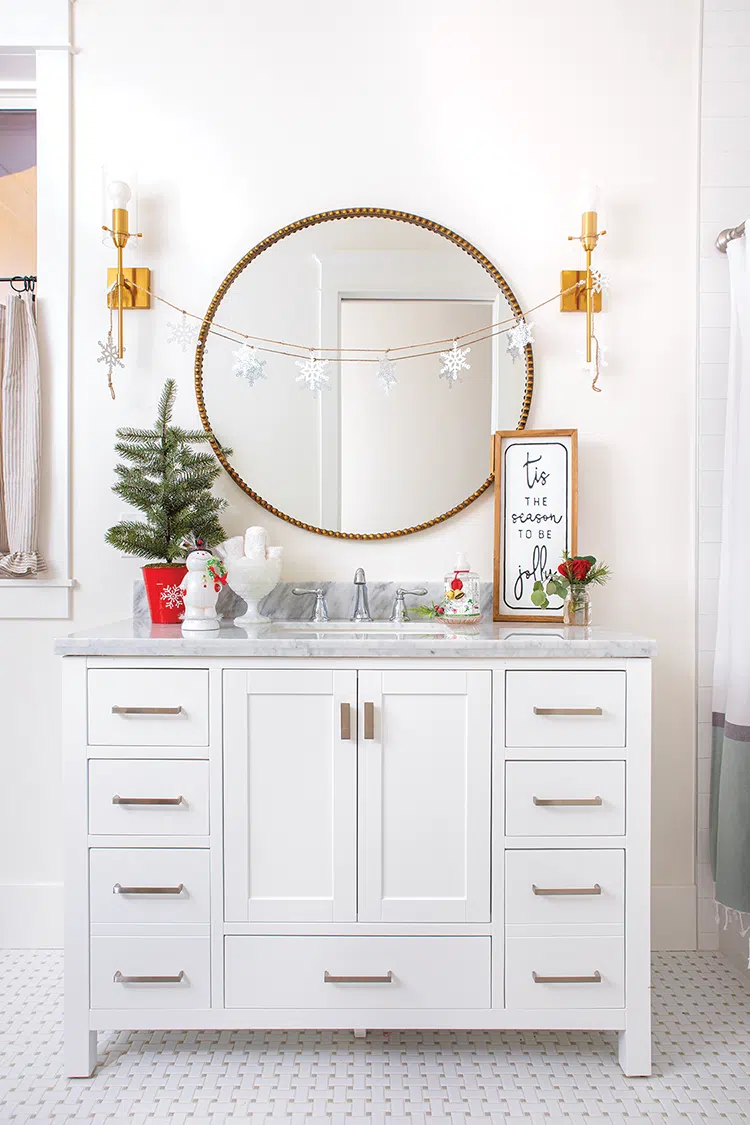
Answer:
560;183;606;364
103;180;151;358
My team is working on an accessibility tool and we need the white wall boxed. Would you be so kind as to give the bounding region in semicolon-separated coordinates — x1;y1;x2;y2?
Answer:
697;0;750;960
0;0;700;947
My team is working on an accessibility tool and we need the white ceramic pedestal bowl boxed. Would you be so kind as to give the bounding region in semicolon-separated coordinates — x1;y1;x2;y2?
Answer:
226;556;283;625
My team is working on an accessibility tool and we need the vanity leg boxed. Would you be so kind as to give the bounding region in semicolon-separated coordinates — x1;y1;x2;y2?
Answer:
65;1026;97;1078
618;1024;651;1077
353;1029;367;1038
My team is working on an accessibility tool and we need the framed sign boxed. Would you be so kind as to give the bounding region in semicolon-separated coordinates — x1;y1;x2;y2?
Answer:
492;429;578;622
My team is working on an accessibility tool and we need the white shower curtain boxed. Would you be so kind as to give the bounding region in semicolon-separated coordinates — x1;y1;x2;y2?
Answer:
710;229;750;935
0;291;45;575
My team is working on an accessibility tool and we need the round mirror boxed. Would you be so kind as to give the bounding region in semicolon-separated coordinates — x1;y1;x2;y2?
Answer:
195;208;533;539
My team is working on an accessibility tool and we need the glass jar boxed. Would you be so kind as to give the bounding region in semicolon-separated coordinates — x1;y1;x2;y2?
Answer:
442;553;481;624
563;584;592;626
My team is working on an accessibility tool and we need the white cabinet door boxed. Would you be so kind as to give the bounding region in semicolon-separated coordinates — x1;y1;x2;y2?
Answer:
223;668;357;922
357;669;491;922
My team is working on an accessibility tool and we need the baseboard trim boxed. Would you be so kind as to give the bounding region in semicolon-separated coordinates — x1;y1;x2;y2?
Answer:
0;883;63;947
652;884;697;950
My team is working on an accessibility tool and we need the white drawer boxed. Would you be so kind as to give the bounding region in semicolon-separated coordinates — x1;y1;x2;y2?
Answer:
506;935;624;1009
90;849;210;923
505;670;626;748
505;849;624;924
88;760;210;836
505;761;625;836
91;936;210;1009
224;936;490;1010
88;669;209;747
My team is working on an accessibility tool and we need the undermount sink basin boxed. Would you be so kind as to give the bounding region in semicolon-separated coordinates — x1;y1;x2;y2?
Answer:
259;619;450;637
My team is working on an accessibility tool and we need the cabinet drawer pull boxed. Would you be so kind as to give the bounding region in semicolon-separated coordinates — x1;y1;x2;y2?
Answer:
533;706;603;716
324;970;393;984
340;702;351;741
111;705;183;715
113;883;185;896
111;795;185;806
363;701;375;740
532;883;602;896
113;970;186;984
532;795;603;806
532;970;601;984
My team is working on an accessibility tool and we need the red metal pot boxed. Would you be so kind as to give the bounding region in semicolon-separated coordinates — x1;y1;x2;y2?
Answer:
142;564;188;625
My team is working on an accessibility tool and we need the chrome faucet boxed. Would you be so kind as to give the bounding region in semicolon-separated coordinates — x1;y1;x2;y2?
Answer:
292;587;329;622
390;587;428;623
350;568;372;622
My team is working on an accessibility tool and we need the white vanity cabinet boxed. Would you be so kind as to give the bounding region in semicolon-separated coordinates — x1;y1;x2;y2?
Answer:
58;625;653;1080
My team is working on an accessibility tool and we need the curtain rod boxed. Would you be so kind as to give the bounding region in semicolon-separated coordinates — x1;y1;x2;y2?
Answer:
716;222;746;253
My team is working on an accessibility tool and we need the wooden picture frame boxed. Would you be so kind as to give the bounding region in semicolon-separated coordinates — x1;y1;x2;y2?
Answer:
492;429;578;622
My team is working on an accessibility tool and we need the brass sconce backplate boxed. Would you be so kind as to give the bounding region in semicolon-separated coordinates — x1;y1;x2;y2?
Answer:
560;270;602;313
107;267;151;309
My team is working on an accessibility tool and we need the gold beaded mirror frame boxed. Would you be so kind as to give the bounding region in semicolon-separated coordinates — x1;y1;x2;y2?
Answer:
194;207;534;540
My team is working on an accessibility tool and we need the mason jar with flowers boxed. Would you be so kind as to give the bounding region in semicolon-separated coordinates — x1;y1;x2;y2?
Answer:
531;552;611;626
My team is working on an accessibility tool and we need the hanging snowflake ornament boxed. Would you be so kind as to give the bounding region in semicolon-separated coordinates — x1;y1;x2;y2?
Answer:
295;350;330;394
577;337;608;392
438;340;471;387
506;319;535;363
160;584;185;610
232;343;267;387
590;269;611;295
376;353;397;395
166;311;199;354
97;330;125;400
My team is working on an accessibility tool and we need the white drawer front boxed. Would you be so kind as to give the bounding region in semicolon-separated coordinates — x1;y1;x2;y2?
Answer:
224;936;490;1010
88;760;210;836
505;670;626;748
88;669;209;747
505;761;625;836
91;936;210;1009
505;849;624;924
506;935;624;1009
90;849;210;923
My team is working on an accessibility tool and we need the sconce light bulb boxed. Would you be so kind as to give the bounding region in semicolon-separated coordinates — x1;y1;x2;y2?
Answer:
107;180;132;210
579;174;600;216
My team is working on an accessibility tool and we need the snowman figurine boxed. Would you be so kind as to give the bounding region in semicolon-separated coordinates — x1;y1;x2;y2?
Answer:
179;534;228;632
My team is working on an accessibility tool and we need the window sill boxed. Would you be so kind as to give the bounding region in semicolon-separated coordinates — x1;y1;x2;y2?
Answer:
0;577;74;619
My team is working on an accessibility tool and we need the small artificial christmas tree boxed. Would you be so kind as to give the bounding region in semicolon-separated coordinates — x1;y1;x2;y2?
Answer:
105;378;228;565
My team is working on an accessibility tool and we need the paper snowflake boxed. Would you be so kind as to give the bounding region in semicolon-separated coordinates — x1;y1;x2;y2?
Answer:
591;269;611;295
166;312;199;354
97;331;125;375
233;343;267;387
295;351;330;393
160;584;184;609
438;340;471;387
506;319;535;363
376;354;397;395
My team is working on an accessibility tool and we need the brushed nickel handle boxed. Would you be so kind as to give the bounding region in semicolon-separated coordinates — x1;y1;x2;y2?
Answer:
324;970;393;984
363;701;375;740
533;707;603;716
532;883;602;896
112;795;185;806
340;702;352;741
111;705;183;715
532;970;602;984
113;883;185;895
532;796;603;806
113;970;186;984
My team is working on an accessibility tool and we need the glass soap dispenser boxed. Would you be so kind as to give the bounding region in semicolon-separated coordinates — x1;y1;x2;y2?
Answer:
442;552;481;624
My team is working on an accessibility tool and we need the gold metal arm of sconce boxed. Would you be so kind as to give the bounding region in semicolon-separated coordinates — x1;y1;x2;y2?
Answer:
103;183;151;359
561;211;607;362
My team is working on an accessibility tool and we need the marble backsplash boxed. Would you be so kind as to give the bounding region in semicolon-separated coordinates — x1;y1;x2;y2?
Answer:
133;579;494;623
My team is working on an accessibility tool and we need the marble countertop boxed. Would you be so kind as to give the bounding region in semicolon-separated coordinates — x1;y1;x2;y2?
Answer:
54;619;656;659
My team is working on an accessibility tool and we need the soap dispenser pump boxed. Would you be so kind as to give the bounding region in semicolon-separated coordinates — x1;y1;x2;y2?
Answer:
443;552;481;624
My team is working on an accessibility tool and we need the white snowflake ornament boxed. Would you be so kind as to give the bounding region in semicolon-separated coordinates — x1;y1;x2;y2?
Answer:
97;331;125;374
439;340;471;387
233;343;267;387
166;312;199;354
376;354;397;395
160;584;185;610
506;319;535;363
295;351;330;394
591;269;611;295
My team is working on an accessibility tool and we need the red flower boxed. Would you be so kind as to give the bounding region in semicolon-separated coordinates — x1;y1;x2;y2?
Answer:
558;557;592;582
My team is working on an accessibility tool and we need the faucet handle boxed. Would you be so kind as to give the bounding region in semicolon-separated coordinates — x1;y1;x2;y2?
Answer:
292;588;329;623
390;587;428;623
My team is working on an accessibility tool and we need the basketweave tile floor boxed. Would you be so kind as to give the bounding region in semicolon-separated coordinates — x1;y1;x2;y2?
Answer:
0;952;749;1124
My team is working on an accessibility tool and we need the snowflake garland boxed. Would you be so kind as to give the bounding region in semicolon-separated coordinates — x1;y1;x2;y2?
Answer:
438;340;471;387
166;312;199;354
160;584;185;610
97;330;125;400
506;319;535;363
590;269;611;295
295;351;330;394
376;354;398;395
233;343;267;387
